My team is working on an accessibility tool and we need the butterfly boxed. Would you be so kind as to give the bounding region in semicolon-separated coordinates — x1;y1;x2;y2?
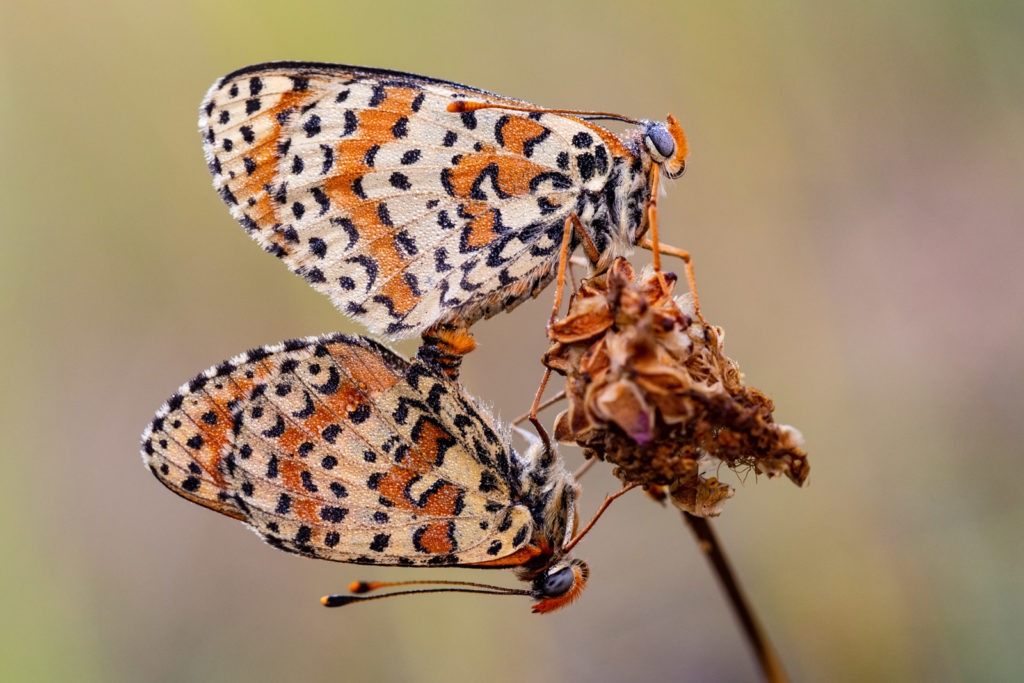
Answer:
199;61;689;348
140;333;590;612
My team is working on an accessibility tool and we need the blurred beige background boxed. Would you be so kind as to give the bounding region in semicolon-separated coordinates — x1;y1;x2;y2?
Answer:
2;1;1022;681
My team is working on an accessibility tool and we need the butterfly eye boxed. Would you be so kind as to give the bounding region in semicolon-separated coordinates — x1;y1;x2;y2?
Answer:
539;566;576;598
643;123;676;163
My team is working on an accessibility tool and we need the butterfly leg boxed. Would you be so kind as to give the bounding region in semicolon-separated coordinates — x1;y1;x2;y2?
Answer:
571;213;601;265
512;390;566;427
563;483;640;553
639;164;708;325
644;167;665;273
527;369;554;456
548;213;578;325
419;323;477;381
640;238;706;325
525;212;590;452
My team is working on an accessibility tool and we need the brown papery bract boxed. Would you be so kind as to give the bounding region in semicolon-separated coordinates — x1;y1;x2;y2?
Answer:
545;258;809;517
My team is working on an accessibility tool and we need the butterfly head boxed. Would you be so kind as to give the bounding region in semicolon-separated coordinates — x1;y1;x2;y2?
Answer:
642;115;688;179
531;557;589;614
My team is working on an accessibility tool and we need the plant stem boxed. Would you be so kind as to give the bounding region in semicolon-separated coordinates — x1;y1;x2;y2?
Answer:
682;512;788;682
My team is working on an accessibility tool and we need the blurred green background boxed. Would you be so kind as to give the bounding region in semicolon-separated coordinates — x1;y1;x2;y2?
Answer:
3;1;1022;681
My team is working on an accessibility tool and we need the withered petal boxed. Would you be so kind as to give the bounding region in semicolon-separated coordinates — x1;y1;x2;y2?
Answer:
548;299;614;343
670;478;735;518
592;379;656;446
579;337;611;376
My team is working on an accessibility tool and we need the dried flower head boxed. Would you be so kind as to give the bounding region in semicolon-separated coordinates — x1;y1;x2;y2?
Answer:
544;258;809;517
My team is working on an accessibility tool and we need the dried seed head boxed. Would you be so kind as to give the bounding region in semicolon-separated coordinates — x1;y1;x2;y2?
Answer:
545;258;809;517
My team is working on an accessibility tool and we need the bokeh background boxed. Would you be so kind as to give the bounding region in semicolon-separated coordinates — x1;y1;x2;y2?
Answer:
3;1;1022;681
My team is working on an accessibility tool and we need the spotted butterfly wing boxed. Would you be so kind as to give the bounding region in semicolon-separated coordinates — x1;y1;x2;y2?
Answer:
141;333;554;566
200;62;653;339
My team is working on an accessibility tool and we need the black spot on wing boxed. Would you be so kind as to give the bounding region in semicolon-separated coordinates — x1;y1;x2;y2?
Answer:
577;153;596;182
470;163;510;201
377;203;393;227
351;176;366;199
365;144;379;167
320;144;334;174
522;128;550;158
434;247;452;273
343;110;357;136
309;237;327;258
303;114;321;137
529;172;572;193
494;115;510;147
594;144;609;174
572;131;593;148
331;216;358;250
389;172;411;190
393;230;417;256
343;254;378;291
368;84;387;107
392;117;409;138
440;168;455;197
311;187;330;214
312;366;340;395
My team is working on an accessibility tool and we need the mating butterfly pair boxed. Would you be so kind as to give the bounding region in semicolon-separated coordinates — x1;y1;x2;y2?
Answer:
142;61;690;612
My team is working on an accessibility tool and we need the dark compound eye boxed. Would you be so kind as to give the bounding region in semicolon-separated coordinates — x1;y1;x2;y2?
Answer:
644;124;676;161
539;566;575;597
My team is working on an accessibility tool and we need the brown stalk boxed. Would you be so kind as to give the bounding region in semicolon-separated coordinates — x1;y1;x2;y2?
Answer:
683;513;788;682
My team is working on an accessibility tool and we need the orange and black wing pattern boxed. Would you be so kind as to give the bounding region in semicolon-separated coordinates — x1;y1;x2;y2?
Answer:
141;333;540;565
200;62;631;338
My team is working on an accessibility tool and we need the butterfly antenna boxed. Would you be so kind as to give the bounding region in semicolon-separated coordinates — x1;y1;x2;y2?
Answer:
321;579;532;607
448;100;642;125
347;579;526;594
322;588;532;607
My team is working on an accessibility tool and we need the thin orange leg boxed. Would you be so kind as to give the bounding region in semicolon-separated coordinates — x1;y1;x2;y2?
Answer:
646;167;664;274
528;367;553;455
530;212;593;452
640;164;707;325
570;213;600;265
513;390;566;427
644;166;699;323
549;211;603;325
548;214;576;325
563;483;639;553
641;238;707;325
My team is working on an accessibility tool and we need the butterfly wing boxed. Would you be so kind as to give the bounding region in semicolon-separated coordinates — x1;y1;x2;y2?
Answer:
142;333;536;565
141;358;253;521
200;62;622;339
